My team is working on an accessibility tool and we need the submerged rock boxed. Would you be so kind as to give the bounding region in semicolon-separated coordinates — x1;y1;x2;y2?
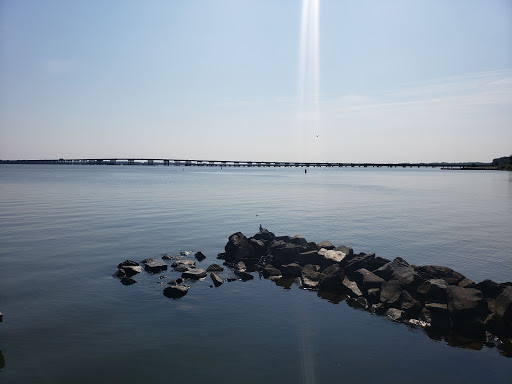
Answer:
120;277;137;285
210;272;223;287
144;260;168;273
181;269;207;280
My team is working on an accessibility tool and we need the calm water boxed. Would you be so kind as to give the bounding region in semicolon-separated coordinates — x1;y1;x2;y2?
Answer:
0;164;511;383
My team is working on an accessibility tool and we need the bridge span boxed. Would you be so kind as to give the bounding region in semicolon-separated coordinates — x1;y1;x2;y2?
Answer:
0;158;479;169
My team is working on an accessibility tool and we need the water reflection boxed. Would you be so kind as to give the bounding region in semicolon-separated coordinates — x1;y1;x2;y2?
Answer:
0;349;5;370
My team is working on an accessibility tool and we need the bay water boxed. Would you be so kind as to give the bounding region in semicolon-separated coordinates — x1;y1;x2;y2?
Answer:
0;165;511;383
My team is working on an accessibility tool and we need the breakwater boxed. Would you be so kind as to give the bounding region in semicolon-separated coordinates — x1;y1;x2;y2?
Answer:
114;229;512;357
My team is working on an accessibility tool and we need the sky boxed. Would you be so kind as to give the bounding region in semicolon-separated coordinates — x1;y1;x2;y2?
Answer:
1;0;511;163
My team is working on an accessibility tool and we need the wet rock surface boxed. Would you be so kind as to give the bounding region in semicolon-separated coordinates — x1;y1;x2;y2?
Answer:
113;229;512;357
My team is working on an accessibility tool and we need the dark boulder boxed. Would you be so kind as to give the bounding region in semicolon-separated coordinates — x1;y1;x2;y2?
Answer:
224;232;255;261
172;260;196;270
352;268;385;293
252;228;276;243
341;276;363;297
446;286;488;337
397;290;422;318
249;238;267;256
380;281;402;307
343;253;389;274
386;308;404;322
162;254;180;260
318;264;345;293
168;278;184;285
180;251;192;256
181;269;207;280
194;252;206;261
296;250;322;266
210;272;223;287
121;265;142;277
234;261;247;272
414;265;466;285
475;279;503;299
173;265;191;272
301;264;321;289
374;258;423;290
120;277;136;285
269;240;300;265
144;260;168;273
140;258;156;264
163;285;188;298
417;279;448;304
206;263;224;272
261;265;282;279
280;263;303;278
117;260;139;269
458;278;475;288
366;288;381;304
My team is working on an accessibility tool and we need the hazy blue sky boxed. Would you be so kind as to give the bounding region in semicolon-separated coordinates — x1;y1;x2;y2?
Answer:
1;0;511;162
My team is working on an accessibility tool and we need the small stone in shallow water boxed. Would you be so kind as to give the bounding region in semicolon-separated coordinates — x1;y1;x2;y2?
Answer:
181;269;208;280
206;263;224;272
195;252;206;261
162;254;180;260
163;285;188;298
210;272;223;287
180;251;192;256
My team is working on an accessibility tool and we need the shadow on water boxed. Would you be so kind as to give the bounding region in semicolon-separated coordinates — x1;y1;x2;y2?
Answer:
0;349;5;370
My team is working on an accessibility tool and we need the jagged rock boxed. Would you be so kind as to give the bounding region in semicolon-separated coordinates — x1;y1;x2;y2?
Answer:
117;260;139;269
225;232;255;261
347;297;368;309
172;260;196;269
374;258;423;290
121;265;142;277
163;285;188;298
140;258;156;264
162;254;180;260
144;260;167;273
417;279;448;303
318;248;347;266
352;268;385;292
180;251;192;256
252;228;276;243
206;263;224;272
296;250;322;266
234;261;247;272
181;269;207;280
341;276;363;297
386;308;404;322
446;286;488;337
194;252;206;261
269;240;300;265
261;265;282;279
414;265;466;285
398;290;422;318
280;263;303;278
318;264;345;293
317;240;335;250
475;279;503;299
249;238;267;256
210;272;223;287
380;281;402;307
120;277;136;285
343;253;389;274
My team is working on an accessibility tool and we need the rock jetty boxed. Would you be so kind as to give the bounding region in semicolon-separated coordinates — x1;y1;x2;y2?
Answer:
113;229;512;356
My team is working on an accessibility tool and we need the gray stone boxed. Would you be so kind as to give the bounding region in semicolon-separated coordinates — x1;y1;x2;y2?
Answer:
318;248;347;265
374;259;423;290
415;265;466;285
235;271;254;281
334;245;353;256
261;265;282;279
417;279;448;303
144;260;168;273
225;232;255;261
341;276;363;297
380;281;402;306
210;272;223;287
280;263;303;278
172;260;196;269
194;252;206;261
318;264;345;293
495;286;512;324
122;265;142;277
113;269;125;278
163;285;188;298
206;263;224;272
352;268;385;292
347;297;369;309
162;254;180;260
296;250;322;266
386;308;404;322
181;269;207;280
234;261;247;272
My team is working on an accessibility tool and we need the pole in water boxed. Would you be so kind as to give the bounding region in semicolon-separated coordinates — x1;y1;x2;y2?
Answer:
305;168;307;173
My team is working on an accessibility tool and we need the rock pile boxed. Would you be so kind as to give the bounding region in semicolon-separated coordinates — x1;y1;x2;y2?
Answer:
218;229;512;349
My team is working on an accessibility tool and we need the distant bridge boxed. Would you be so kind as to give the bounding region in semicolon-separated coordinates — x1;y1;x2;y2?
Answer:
0;158;488;169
